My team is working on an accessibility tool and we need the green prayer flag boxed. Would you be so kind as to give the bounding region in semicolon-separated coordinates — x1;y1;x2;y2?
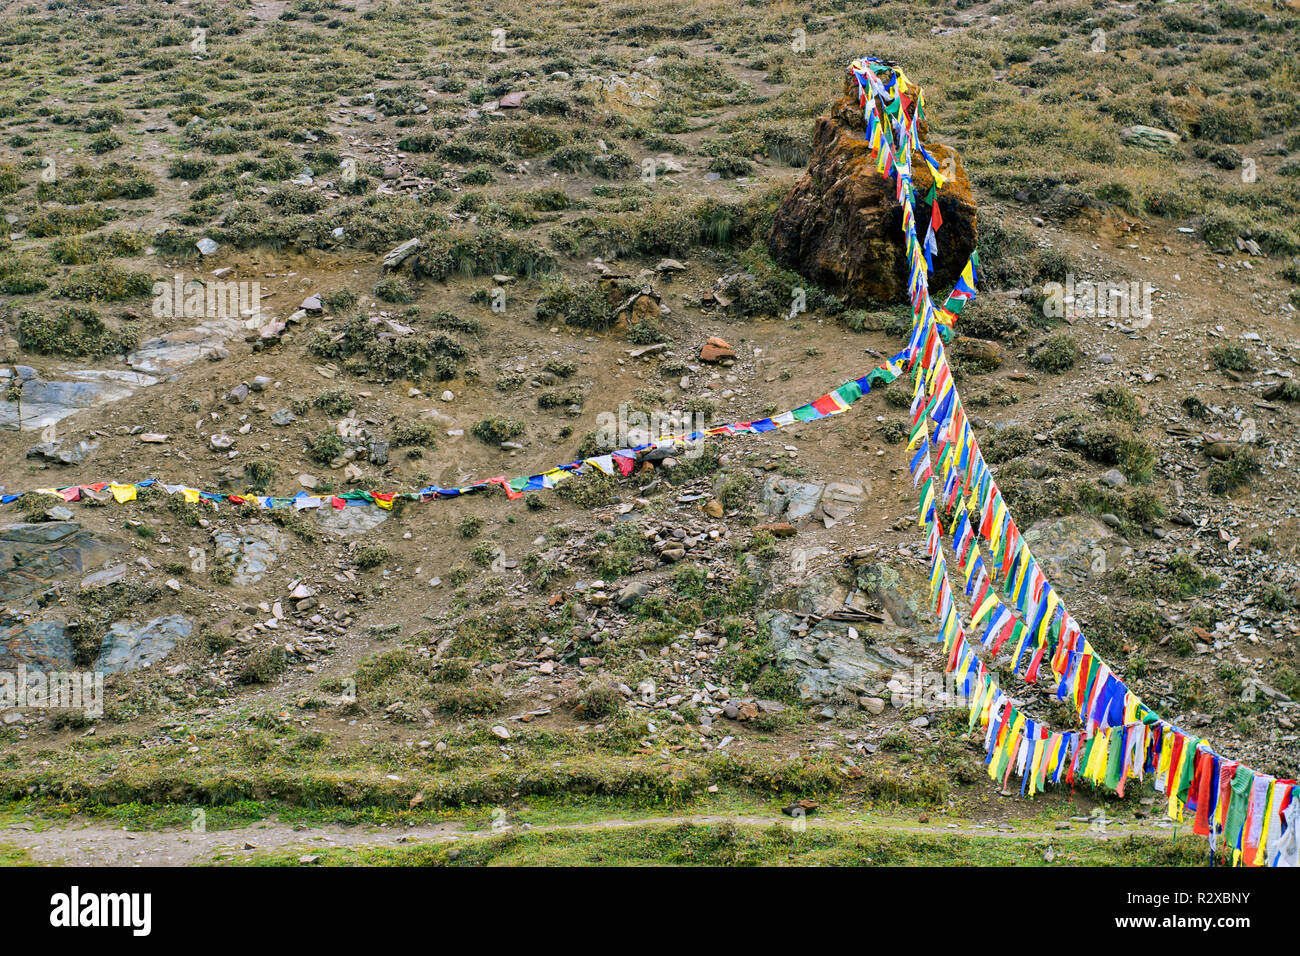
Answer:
1103;729;1125;790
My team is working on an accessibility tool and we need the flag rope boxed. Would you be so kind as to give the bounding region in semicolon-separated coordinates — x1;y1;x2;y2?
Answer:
854;54;1293;865
3;344;927;510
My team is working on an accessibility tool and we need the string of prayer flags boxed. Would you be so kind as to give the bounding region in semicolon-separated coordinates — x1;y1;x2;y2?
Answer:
851;55;1294;864
0;347;927;515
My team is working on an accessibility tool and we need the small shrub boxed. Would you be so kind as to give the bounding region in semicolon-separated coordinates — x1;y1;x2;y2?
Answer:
1207;447;1261;494
313;387;356;416
627;318;667;345
1210;344;1250;372
88;131;123;154
354;545;390;570
1027;333;1081;373
1078;425;1156;483
307;430;345;463
543;359;577;379
307;313;468;382
240;646;287;684
322;288;358;313
373;276;415;303
16;306;137;357
577;684;624;720
707;154;755;178
244;459;276;494
471;417;524;445
534;278;613;330
56;264;154;302
390;421;439;447
168;156;214;179
1093;385;1142;422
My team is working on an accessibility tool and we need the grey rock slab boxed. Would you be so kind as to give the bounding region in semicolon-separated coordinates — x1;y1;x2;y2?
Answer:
81;564;126;590
383;238;422;270
758;476;825;521
0;618;75;670
26;440;99;466
1022;515;1126;588
1099;469;1127;488
1120;125;1181;152
96;614;192;675
213;524;286;585
819;481;865;526
790;572;850;617
0;369;160;431
0;522;81;544
126;318;243;376
313;506;389;536
853;561;931;632
0;523;123;608
616;581;650;608
783;482;825;521
768;609;914;704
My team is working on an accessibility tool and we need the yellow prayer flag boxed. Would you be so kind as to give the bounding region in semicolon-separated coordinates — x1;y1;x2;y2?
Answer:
971;593;999;629
109;483;138;504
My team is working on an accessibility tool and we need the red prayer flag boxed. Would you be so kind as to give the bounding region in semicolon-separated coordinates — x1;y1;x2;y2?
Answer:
811;394;839;416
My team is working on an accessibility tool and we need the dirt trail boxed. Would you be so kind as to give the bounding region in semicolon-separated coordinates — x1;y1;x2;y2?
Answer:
1;813;1175;866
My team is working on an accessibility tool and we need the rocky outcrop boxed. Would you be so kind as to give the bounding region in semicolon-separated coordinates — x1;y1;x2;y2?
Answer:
0;520;193;676
765;557;933;712
314;506;389;536
213;524;287;584
768;74;978;304
1022;515;1131;588
1120;125;1180;153
768;608;914;707
1;366;160;432
0;521;123;610
97;614;192;675
756;476;866;528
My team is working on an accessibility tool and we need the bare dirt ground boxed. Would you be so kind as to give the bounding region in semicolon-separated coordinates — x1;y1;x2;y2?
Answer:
3;810;1174;866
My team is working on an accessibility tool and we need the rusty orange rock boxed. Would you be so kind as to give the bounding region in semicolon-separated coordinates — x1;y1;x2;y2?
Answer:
768;72;978;305
700;336;735;363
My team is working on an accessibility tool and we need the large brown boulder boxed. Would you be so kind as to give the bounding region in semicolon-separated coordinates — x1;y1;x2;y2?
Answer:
768;74;977;305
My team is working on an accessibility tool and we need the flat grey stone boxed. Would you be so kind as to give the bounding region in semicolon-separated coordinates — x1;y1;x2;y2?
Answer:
96;614;192;675
1024;515;1125;586
758;476;824;521
313;506;389;536
0;619;74;670
126;318;243;376
0;369;159;432
0;522;81;544
213;524;286;585
81;564;126;590
26;440;99;466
